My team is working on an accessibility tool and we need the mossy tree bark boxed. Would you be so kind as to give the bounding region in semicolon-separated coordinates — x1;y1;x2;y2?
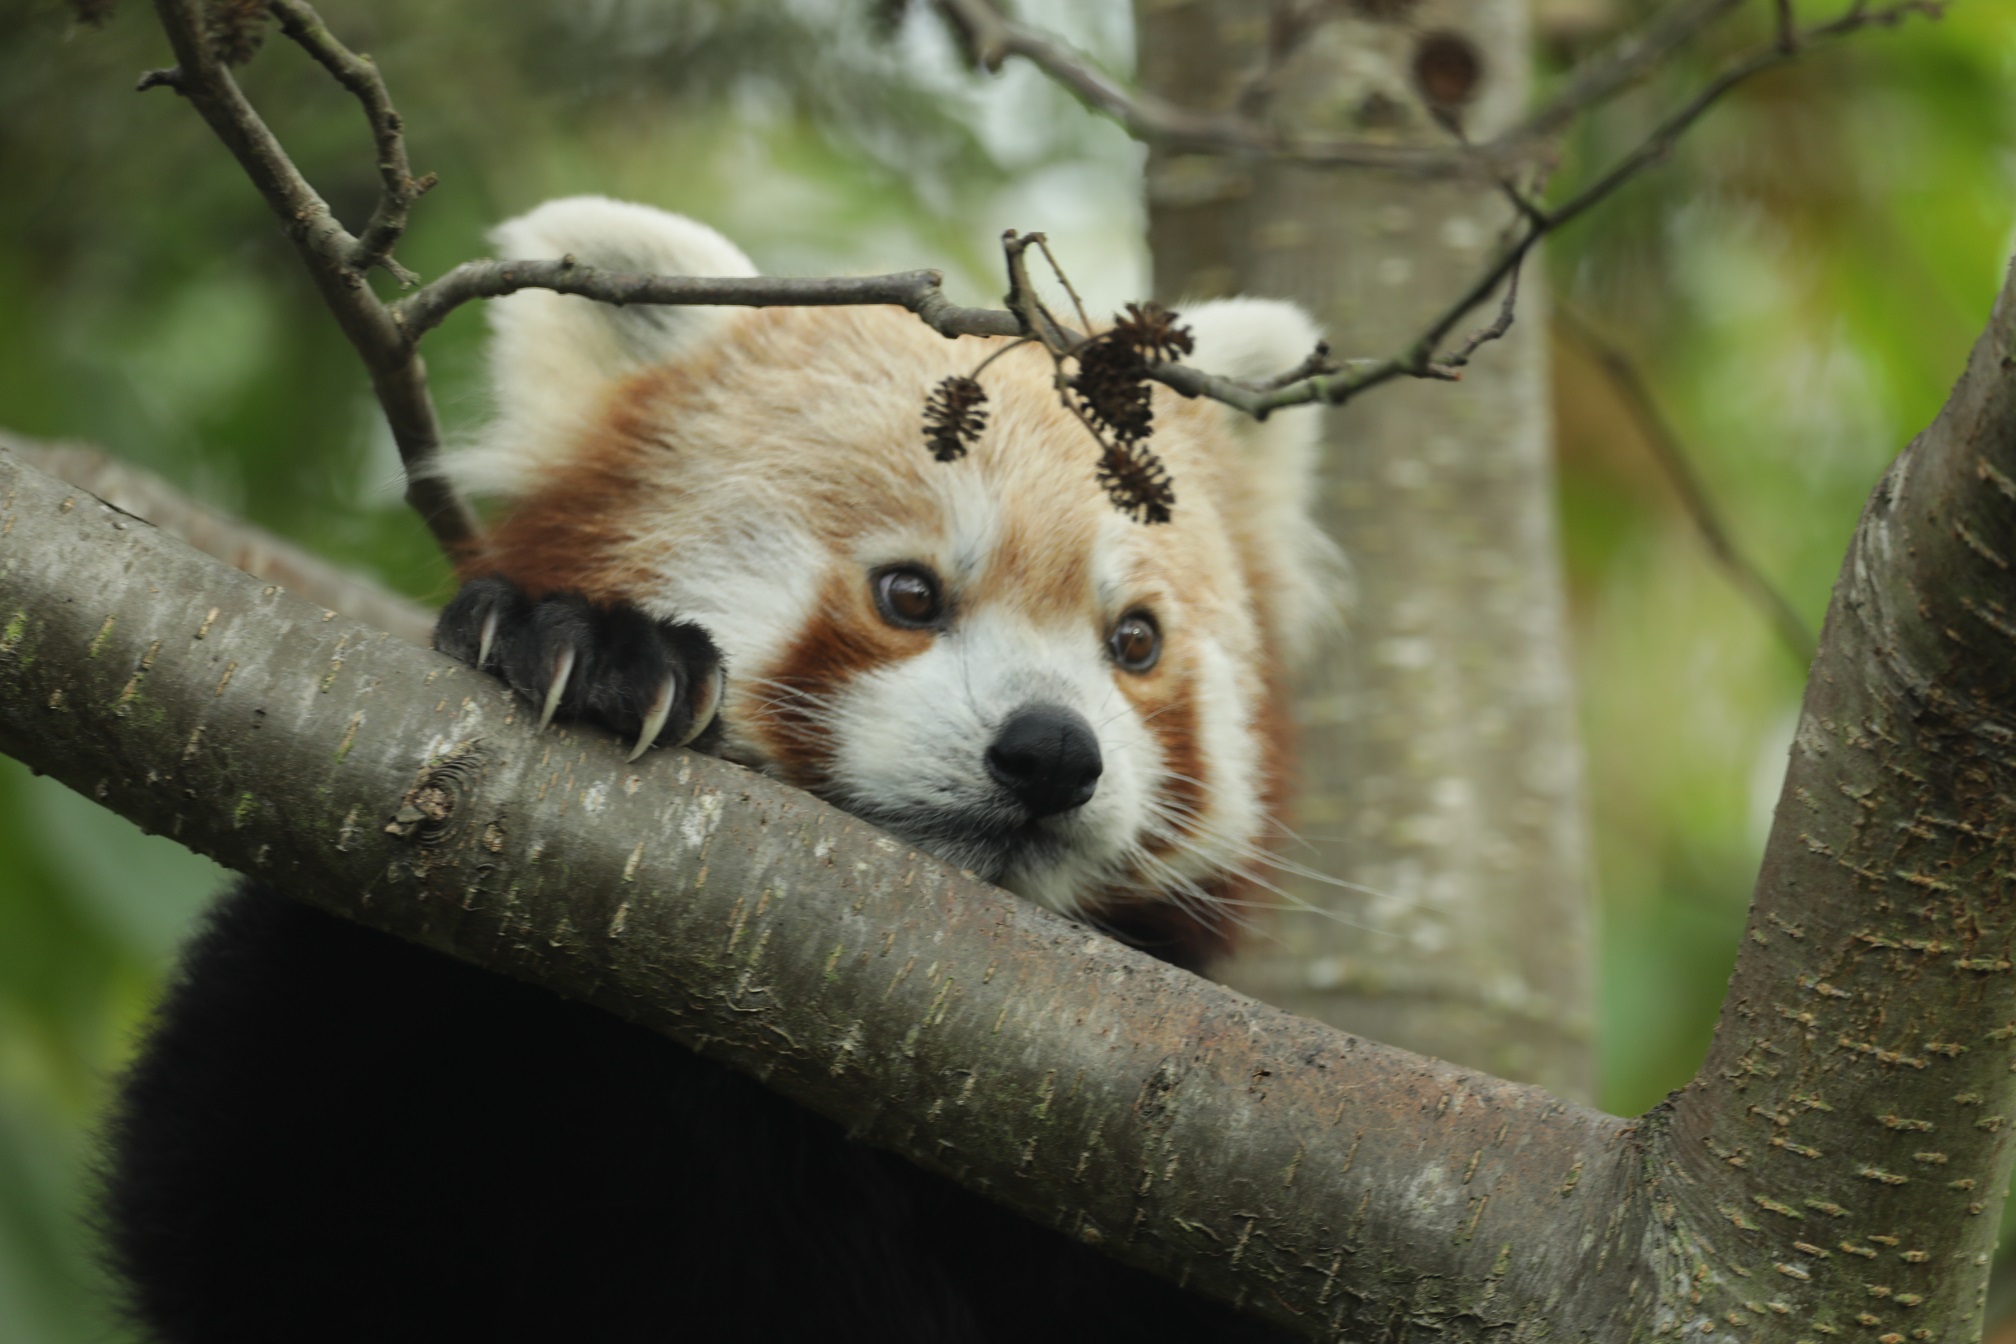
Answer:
1135;0;1595;1099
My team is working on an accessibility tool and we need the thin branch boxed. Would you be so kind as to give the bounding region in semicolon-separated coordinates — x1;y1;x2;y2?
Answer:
929;0;1765;179
997;229;1077;353
1257;341;1338;392
1516;0;1747;144
1031;234;1094;336
1554;308;1817;665
134;0;1317;479
143;0;478;557
1214;0;1944;418
393;261;1020;344
1439;254;1525;373
142;0;1940;550
267;0;434;282
927;0;1478;175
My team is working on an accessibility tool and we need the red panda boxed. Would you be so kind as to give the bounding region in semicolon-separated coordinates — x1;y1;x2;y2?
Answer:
450;195;1338;967
100;197;1335;1343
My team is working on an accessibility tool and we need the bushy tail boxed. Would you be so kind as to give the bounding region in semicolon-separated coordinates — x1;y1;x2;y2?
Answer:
451;196;758;501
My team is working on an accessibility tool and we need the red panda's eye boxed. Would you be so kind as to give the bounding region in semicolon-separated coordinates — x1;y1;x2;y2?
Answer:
1108;611;1161;673
872;566;944;630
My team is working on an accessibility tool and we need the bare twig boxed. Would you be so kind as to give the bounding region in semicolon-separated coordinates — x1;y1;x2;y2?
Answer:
133;0;1314;471
143;0;478;557
1213;0;1944;418
927;0;1476;175
1031;235;1094;336
1517;0;1747;144
1439;257;1525;373
930;0;1760;179
1554;306;1816;665
267;0;434;282
141;0;1939;545
1258;342;1338;392
996;229;1077;353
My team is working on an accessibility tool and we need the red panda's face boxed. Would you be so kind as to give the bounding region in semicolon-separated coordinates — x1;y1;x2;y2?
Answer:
718;482;1239;920
455;199;1337;955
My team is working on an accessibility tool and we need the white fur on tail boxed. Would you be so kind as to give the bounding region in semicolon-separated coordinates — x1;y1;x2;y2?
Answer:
463;196;758;500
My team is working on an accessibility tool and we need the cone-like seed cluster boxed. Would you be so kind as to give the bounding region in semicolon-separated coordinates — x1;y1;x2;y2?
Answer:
917;301;1193;526
922;375;989;463
206;0;272;66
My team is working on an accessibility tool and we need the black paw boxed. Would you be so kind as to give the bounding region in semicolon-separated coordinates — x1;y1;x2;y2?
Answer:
435;576;725;761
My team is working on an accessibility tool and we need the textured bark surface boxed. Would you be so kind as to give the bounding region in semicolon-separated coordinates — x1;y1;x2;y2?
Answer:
1;433;434;645
1136;0;1595;1100
0;445;1629;1337
4;235;2016;1329
1647;265;2016;1335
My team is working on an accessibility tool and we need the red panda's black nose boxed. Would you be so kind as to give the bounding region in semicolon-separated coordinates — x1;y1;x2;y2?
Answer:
986;705;1103;817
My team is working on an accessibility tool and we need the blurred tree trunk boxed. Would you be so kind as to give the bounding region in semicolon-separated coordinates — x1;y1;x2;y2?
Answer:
1136;0;1595;1099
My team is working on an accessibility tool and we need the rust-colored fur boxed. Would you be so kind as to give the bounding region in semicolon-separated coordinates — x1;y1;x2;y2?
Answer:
446;197;1340;953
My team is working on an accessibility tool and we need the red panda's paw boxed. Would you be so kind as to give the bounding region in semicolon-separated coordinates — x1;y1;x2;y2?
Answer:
435;576;725;762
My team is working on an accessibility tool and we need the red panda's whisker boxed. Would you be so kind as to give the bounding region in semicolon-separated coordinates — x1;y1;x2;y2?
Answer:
1133;804;1430;924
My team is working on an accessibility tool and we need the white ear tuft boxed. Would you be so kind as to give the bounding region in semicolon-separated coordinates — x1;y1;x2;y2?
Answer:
453;197;758;501
1181;298;1347;668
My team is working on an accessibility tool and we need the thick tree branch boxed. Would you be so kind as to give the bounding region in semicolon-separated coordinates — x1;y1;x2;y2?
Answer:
0;431;435;646
0;443;1630;1337
1653;257;2016;1330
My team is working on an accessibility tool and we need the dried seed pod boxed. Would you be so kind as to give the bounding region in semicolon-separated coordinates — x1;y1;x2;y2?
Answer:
1074;338;1154;446
1110;302;1195;363
922;375;989;462
1097;440;1176;526
205;0;272;66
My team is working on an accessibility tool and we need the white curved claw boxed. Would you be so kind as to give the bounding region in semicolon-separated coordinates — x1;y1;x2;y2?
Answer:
538;646;576;730
677;664;726;748
627;674;679;763
476;609;501;671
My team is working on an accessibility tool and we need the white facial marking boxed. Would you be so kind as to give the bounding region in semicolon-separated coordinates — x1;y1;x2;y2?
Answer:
815;604;1154;918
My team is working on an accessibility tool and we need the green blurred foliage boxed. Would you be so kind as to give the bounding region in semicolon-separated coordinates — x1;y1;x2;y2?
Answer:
0;0;2010;1339
1549;0;2016;1118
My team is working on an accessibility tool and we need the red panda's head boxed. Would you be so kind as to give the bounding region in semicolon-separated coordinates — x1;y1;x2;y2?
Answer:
444;197;1340;967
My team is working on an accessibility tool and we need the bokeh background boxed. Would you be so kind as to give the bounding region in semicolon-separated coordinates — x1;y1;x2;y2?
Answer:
1;0;2012;1337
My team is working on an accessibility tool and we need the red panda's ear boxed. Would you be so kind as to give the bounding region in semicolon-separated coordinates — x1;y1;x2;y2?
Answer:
1182;298;1347;669
457;197;758;501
